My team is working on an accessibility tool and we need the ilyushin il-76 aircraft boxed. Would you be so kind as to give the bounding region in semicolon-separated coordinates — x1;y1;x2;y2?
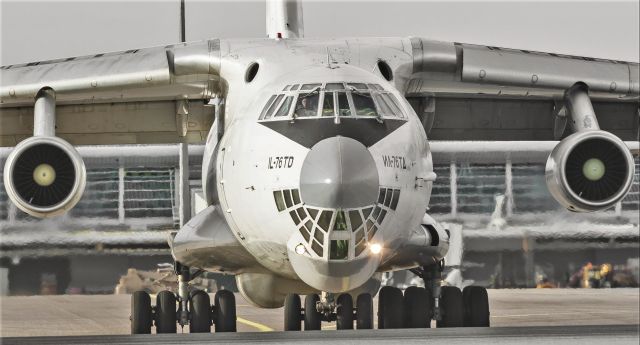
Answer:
1;0;638;334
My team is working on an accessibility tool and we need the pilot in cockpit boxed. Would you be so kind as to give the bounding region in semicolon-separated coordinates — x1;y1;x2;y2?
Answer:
295;92;319;117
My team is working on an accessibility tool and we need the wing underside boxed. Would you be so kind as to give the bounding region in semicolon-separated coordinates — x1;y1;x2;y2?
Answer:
0;40;222;146
404;38;639;141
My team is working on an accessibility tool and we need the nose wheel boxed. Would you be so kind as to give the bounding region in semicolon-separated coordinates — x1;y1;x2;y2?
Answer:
283;292;374;331
304;294;322;330
335;294;353;330
129;262;237;334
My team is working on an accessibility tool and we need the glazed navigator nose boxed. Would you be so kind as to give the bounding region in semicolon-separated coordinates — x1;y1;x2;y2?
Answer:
299;136;379;209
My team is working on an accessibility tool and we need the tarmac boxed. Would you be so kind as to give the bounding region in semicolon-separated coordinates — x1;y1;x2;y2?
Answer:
1;288;638;344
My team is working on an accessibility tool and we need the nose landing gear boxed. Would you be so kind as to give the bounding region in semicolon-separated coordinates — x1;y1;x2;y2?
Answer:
129;262;237;334
283;292;374;331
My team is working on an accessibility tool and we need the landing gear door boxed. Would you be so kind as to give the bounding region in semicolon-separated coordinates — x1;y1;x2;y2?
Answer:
217;143;244;240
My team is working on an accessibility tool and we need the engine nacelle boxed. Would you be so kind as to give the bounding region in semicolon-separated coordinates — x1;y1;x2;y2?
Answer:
3;136;86;218
545;130;635;212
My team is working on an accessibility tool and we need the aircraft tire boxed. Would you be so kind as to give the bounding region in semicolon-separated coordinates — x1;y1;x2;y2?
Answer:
284;294;302;331
214;290;237;332
131;291;152;334
378;286;404;329
304;294;322;331
189;290;212;333
356;293;373;329
437;286;464;328
336;294;354;330
463;286;490;327
403;286;431;328
155;290;177;333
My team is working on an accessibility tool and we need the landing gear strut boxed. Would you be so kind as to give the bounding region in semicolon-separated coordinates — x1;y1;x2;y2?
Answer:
130;262;237;334
283;292;374;331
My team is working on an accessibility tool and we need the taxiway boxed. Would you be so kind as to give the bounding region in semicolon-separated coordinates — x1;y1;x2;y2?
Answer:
1;288;638;343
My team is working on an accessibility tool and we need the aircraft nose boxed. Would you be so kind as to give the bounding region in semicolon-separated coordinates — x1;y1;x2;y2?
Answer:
299;136;379;209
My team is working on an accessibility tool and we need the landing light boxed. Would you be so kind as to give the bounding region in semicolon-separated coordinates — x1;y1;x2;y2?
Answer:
295;243;306;255
369;243;383;255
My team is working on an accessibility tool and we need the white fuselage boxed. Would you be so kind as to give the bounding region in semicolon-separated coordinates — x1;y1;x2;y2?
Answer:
204;40;434;293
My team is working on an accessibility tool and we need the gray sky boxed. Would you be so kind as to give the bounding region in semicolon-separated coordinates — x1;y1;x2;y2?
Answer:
1;0;638;66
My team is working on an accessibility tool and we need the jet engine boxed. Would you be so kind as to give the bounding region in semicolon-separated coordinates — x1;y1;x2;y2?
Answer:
545;130;635;212
3;135;86;218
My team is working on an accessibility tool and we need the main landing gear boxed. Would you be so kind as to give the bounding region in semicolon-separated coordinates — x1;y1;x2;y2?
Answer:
284;292;374;331
130;262;237;334
404;260;490;328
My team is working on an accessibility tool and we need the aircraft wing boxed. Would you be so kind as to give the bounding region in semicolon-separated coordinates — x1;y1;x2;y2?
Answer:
1;36;638;146
429;140;640;164
0;40;222;146
407;38;639;99
404;38;639;142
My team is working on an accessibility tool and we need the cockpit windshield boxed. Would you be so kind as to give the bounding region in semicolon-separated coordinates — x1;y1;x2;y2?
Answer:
294;88;320;117
258;82;406;121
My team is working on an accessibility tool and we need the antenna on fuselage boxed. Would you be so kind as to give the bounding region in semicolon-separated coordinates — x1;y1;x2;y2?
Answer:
266;0;304;39
179;0;186;42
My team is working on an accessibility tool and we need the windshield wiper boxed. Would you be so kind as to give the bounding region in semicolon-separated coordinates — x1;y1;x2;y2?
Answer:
299;87;320;99
349;86;384;123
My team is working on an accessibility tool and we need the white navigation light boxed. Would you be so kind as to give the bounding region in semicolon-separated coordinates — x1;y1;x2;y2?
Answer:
295;243;306;255
582;158;605;181
33;164;56;187
369;243;382;255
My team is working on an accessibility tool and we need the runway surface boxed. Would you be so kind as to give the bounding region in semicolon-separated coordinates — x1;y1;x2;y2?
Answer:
1;288;638;343
2;325;639;345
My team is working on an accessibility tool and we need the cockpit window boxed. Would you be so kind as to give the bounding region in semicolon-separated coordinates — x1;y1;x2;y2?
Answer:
295;91;320;117
275;95;294;117
347;83;368;90
351;92;378;117
259;94;278;120
334;211;348;231
258;82;406;121
300;83;321;91
373;93;393;117
322;92;335;116
263;94;284;120
325;83;344;90
381;93;404;118
336;92;351;116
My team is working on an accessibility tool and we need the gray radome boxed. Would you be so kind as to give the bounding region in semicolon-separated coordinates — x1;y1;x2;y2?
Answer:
300;136;379;209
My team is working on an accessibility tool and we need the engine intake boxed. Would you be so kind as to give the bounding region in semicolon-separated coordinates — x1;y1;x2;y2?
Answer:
3;136;86;218
545;130;635;212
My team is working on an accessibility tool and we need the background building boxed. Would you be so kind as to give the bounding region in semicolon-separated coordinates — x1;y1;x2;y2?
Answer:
0;145;638;295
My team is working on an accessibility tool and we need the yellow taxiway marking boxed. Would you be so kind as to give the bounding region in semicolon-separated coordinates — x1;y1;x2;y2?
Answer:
237;317;274;332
